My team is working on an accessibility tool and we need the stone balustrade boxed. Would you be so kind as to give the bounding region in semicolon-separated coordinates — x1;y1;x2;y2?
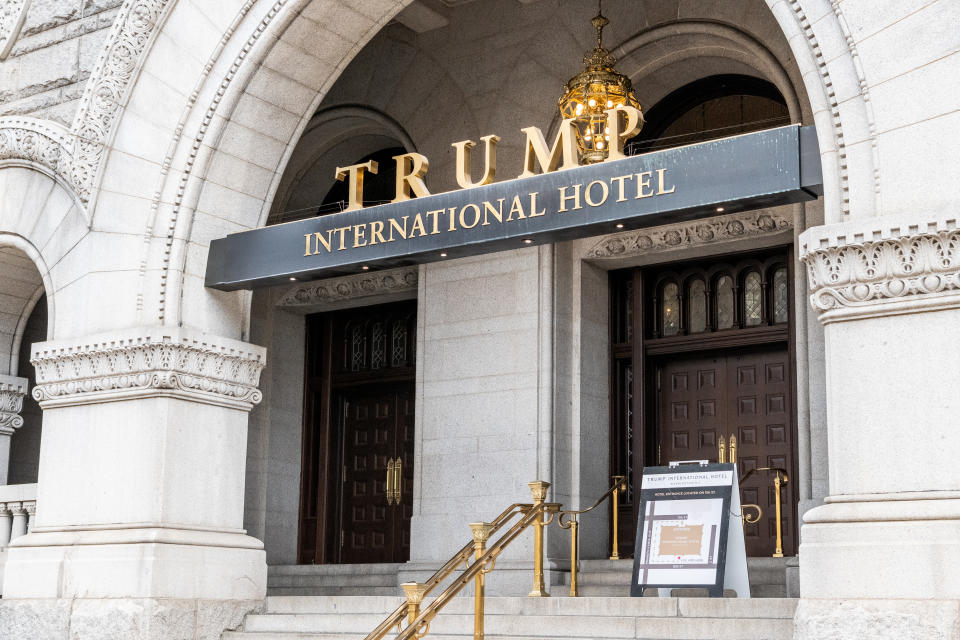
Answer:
0;483;37;595
0;483;36;547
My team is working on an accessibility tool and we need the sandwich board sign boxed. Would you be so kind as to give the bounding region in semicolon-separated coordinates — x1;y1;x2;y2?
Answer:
630;461;750;598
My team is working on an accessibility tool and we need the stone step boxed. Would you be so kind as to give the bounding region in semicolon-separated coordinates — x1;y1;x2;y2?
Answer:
226;596;797;640
267;564;401;597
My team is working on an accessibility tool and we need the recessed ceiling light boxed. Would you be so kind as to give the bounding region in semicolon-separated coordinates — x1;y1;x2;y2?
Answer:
716;206;725;212
361;265;369;271
523;239;534;244
289;277;296;281
440;253;447;257
616;223;624;229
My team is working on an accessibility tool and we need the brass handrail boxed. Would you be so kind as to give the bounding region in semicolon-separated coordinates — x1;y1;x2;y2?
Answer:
396;499;561;640
363;502;531;640
556;476;627;596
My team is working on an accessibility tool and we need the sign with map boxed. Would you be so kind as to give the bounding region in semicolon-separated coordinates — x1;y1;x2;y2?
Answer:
630;462;749;597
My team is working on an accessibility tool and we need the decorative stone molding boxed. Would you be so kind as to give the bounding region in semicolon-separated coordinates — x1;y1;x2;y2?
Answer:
30;328;266;410
586;210;793;259
0;116;74;187
278;267;419;309
69;0;171;203
0;374;27;435
0;0;30;60
800;216;960;315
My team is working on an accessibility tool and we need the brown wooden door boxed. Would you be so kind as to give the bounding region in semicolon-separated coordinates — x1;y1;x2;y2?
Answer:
656;348;795;557
298;300;417;565
338;384;414;564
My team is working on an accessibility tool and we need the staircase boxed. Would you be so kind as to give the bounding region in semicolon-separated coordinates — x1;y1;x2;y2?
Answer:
224;595;797;639
568;558;788;597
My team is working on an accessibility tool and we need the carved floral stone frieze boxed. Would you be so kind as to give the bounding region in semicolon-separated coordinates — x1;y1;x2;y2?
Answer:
0;375;27;435
0;117;74;187
586;210;793;259
30;328;266;410
278;267;419;309
69;0;170;203
801;217;960;314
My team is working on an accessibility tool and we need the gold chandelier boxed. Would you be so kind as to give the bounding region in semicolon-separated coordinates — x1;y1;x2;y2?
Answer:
558;2;643;164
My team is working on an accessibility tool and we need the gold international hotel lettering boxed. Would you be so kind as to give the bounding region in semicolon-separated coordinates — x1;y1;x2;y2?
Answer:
303;107;675;257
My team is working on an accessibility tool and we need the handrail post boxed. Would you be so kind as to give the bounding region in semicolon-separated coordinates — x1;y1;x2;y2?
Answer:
609;475;625;560
772;471;784;558
569;517;579;597
469;522;492;640
528;480;550;597
401;582;428;634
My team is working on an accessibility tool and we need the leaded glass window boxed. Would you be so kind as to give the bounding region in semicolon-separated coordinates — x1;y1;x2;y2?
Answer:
688;279;707;333
716;275;734;329
661;282;680;336
773;267;789;324
744;271;763;326
371;322;386;369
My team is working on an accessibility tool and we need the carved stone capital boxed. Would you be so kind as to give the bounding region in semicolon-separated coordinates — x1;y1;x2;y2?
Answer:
586;210;793;259
30;328;266;410
0;374;27;435
278;267;419;310
800;215;960;320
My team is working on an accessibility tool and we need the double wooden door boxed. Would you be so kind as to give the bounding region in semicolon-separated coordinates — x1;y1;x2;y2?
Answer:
656;348;795;557
298;301;417;565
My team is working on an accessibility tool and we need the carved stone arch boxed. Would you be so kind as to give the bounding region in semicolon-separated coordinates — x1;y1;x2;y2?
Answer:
99;0;413;331
613;21;806;122
268;105;418;226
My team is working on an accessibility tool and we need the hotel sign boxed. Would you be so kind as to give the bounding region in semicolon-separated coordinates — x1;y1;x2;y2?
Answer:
205;125;821;290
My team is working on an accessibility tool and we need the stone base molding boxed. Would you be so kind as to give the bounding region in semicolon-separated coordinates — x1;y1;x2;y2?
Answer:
30;327;266;410
794;598;960;640
0;374;26;435
0;597;261;640
800;214;960;323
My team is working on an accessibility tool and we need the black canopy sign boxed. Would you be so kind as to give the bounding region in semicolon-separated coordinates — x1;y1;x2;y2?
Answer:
205;125;821;290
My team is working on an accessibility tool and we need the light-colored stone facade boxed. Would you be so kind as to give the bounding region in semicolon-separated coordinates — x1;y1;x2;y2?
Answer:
0;0;955;638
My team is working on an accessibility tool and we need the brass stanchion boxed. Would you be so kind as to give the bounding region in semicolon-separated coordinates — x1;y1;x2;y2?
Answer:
401;582;428;636
772;471;784;558
469;522;492;640
528;480;550;597
609;475;625;560
568;517;579;597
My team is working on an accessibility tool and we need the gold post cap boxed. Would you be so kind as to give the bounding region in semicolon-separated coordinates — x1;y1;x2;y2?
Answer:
401;582;428;605
469;522;493;543
528;481;551;501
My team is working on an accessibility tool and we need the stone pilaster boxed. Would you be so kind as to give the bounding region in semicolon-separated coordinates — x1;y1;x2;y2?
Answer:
0;375;27;485
1;327;267;640
795;214;960;638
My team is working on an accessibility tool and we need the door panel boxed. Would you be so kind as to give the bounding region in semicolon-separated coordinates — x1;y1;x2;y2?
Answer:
339;384;414;564
655;348;795;557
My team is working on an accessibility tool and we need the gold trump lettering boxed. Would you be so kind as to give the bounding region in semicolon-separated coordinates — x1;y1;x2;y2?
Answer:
303;106;677;258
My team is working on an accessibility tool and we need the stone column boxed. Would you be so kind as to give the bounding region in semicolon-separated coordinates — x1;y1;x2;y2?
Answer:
0;375;27;485
1;328;267;640
795;215;960;638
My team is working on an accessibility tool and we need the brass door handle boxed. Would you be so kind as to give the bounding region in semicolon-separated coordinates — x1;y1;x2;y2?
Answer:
386;458;397;505
393;457;402;505
718;434;738;464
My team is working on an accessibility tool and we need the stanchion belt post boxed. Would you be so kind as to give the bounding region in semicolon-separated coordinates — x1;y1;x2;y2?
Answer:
528;480;550;597
469;522;492;640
